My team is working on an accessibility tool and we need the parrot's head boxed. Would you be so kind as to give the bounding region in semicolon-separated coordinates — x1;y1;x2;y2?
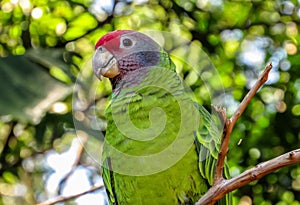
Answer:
92;30;174;88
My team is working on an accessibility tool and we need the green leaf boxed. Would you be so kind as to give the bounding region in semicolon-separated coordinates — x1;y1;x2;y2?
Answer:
63;12;98;40
2;171;18;184
0;51;71;124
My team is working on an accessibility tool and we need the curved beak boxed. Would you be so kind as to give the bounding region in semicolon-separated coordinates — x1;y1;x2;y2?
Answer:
92;46;120;79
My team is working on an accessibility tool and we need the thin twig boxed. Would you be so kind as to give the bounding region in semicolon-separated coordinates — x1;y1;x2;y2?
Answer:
213;62;273;184
196;149;300;205
58;135;87;193
230;62;273;127
36;184;105;205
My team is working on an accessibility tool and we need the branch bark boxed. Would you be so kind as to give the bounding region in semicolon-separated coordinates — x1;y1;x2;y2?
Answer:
196;149;300;205
214;62;273;184
195;62;300;205
57;134;87;193
36;184;104;205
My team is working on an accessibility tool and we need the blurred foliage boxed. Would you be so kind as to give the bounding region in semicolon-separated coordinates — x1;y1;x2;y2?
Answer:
0;0;300;204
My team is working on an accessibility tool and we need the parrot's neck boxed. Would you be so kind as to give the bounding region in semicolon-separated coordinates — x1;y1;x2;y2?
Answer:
110;51;175;97
111;67;151;97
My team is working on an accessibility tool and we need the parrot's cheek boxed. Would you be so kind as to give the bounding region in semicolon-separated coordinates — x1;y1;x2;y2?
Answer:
92;46;120;79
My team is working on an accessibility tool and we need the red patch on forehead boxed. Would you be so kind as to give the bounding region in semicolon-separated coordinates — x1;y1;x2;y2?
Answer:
95;30;134;49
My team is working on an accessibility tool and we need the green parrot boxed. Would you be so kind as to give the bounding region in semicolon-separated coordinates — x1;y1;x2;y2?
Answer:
92;30;231;204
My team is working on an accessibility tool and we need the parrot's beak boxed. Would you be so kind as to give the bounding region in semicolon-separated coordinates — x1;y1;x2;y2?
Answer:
92;46;120;79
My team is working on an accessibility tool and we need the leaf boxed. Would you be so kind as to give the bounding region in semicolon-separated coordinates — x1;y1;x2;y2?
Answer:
0;51;71;124
63;12;98;40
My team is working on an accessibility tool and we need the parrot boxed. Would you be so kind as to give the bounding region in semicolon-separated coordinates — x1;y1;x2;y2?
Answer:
92;30;232;205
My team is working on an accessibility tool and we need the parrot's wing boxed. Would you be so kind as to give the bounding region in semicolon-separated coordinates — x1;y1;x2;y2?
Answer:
194;103;232;205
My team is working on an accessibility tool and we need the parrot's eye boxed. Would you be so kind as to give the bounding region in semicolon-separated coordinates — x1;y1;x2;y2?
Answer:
98;46;103;52
120;36;135;49
122;38;133;47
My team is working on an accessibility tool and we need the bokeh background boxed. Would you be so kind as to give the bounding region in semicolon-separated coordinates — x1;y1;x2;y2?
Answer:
0;0;300;204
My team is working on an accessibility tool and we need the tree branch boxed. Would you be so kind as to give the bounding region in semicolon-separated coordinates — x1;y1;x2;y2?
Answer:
195;62;290;205
58;135;87;194
214;62;273;184
36;184;105;205
196;149;300;205
194;62;300;205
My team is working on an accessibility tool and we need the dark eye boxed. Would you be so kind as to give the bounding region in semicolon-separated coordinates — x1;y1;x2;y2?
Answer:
122;38;133;47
